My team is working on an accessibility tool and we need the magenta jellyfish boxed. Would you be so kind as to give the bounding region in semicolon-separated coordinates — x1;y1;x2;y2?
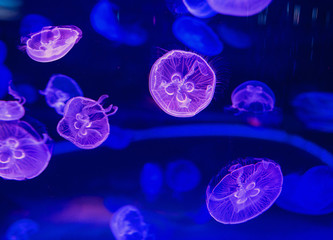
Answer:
149;50;216;117
20;25;82;63
206;0;272;17
206;157;283;224
40;74;83;115
231;80;275;113
0;84;26;121
0;121;52;180
57;95;118;149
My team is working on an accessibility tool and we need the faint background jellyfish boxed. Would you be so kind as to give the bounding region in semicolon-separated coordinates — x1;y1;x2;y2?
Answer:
40;74;83;115
276;165;333;215
57;95;118;149
292;92;333;132
0;39;7;63
19;14;52;36
110;205;148;240
206;0;272;17
149;50;216;117
15;83;38;104
206;157;283;224
140;162;163;201
172;16;223;56
20;25;82;63
217;24;252;49
166;159;201;193
231;80;275;113
182;0;217;18
0;83;26;121
165;0;189;16
0;121;52;180
6;218;39;240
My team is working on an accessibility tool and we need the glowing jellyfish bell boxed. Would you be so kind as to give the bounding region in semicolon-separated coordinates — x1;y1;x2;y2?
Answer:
57;95;118;149
206;157;283;224
20;25;82;63
149;50;216;117
231;80;275;113
0;121;52;180
0;84;26;121
182;0;217;18
40;74;83;115
206;0;272;17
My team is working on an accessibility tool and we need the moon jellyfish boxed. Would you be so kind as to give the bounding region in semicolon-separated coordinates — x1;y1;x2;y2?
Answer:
206;157;283;224
166;159;201;192
20;14;52;36
40;74;83;115
218;24;252;49
206;0;272;17
0;84;26;121
182;0;216;18
149;50;216;117
0;121;52;180
110;205;148;240
0;40;7;63
6;218;39;240
140;163;163;201
231;80;275;113
20;25;82;63
57;95;118;149
172;16;223;56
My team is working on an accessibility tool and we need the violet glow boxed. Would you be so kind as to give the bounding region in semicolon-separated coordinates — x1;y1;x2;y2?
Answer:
206;157;283;224
182;0;216;18
57;95;118;149
0;84;26;121
149;50;216;117
21;25;82;63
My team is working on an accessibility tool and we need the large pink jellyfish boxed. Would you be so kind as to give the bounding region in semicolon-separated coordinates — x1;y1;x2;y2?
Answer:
57;95;118;149
0;121;52;180
206;157;283;224
20;25;82;63
149;50;216;117
0;84;26;121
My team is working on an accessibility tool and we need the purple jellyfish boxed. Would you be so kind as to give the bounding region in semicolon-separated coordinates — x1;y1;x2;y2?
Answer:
231;80;275;113
0;121;52;180
206;157;283;224
40;74;83;115
0;84;26;121
57;95;118;149
20;25;82;63
149;50;216;117
206;0;272;17
182;0;217;18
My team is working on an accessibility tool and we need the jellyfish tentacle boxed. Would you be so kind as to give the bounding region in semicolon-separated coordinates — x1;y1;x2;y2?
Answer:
106;105;118;116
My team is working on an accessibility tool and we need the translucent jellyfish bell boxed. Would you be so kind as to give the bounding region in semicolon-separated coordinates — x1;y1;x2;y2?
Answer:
206;157;283;224
0;121;52;180
182;0;217;18
57;95;118;149
40;74;83;115
140;163;163;201
0;84;26;121
20;25;82;63
231;80;275;113
149;50;216;117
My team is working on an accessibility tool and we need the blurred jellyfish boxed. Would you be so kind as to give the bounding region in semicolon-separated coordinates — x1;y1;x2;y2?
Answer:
0;64;12;98
90;0;147;46
40;74;83;115
218;24;252;49
182;0;216;18
110;205;148;240
149;50;216;117
20;14;52;36
165;0;189;16
292;92;333;132
206;157;283;224
172;16;223;56
15;84;38;104
231;80;275;113
166;159;201;193
0;84;26;121
0;40;7;63
6;218;39;240
206;0;272;17
57;95;118;149
20;25;82;63
140;163;163;201
0;121;52;180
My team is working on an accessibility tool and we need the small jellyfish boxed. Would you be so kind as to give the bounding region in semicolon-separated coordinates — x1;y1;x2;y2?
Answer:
20;14;52;36
0;84;26;121
0;40;7;63
206;157;283;224
0;121;52;180
172;16;223;56
206;0;272;17
40;74;83;115
110;205;148;240
6;218;39;240
182;0;217;18
149;50;216;117
57;95;118;149
166;159;201;192
231;80;275;113
165;0;189;16
20;25;82;63
140;163;163;201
